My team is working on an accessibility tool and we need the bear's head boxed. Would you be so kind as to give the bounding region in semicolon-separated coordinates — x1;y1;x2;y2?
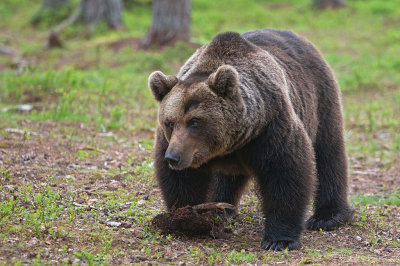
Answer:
149;65;244;170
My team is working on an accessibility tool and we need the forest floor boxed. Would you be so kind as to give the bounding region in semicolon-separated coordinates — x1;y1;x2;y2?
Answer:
0;119;399;264
1;0;400;264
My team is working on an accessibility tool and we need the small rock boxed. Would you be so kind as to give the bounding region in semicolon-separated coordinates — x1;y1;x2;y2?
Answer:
68;164;97;170
66;175;75;180
7;238;19;244
4;185;14;191
130;255;147;262
355;236;362;241
107;156;113;161
106;221;122;227
374;249;381;255
18;104;33;113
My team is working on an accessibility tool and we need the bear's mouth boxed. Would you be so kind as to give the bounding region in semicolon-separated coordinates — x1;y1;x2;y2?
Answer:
168;162;190;171
167;152;205;170
167;156;193;170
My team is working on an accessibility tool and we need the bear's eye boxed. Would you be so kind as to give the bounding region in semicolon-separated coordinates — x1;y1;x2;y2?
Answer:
188;119;200;131
165;122;174;131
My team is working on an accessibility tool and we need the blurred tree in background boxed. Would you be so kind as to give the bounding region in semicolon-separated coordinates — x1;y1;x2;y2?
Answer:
80;0;123;30
31;0;72;26
313;0;346;9
48;0;123;47
142;0;191;48
36;0;346;49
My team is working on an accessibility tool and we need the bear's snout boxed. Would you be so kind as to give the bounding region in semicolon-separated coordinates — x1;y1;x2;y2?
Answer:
165;149;180;167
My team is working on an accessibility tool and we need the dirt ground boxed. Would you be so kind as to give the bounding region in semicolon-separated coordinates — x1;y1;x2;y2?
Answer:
1;120;399;264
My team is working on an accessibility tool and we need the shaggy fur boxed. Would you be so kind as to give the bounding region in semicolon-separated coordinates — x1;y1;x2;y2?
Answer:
149;28;354;251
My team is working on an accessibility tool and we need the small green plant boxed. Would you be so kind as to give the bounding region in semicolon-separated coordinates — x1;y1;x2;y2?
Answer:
107;106;126;130
352;191;400;206
226;249;256;264
52;89;78;121
126;154;136;166
73;249;106;265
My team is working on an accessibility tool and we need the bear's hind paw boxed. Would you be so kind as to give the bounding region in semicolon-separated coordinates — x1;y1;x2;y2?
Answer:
261;239;301;251
306;207;354;231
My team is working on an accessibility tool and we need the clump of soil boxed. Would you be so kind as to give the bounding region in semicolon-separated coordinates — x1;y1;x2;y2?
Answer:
152;202;235;237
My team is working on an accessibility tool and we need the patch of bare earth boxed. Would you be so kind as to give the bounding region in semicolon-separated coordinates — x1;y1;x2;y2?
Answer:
350;156;400;196
0;121;399;264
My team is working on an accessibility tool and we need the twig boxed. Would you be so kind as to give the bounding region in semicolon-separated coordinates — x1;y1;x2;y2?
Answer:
192;202;236;211
72;202;98;211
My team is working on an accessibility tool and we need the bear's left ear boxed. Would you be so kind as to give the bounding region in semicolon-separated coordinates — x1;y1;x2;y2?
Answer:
148;71;178;101
207;65;239;98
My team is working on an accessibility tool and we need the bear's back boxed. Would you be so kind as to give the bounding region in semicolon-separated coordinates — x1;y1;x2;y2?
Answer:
241;29;318;68
242;29;332;143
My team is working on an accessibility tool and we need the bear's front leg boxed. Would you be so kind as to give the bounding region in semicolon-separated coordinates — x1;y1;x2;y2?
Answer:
154;127;212;210
248;123;316;251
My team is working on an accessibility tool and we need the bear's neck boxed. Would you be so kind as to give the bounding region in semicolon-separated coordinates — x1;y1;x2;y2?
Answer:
225;64;291;153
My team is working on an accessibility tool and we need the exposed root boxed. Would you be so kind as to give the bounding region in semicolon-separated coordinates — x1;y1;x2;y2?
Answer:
152;202;235;237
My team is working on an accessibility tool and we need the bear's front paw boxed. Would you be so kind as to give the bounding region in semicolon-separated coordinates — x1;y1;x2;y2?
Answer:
261;239;301;251
306;207;354;231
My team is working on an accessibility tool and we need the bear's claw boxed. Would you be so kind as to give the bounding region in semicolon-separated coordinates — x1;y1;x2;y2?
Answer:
306;208;354;231
261;239;301;251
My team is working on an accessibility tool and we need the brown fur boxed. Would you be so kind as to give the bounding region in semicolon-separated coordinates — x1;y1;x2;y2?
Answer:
148;29;354;251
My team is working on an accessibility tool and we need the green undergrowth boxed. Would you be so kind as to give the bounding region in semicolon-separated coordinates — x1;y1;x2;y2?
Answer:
1;0;400;264
1;0;399;135
352;190;400;206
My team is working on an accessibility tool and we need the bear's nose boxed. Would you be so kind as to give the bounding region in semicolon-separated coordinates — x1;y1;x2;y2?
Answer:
165;150;180;166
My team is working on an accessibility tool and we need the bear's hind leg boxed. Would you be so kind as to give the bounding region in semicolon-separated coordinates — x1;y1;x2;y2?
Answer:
211;172;250;217
307;111;354;231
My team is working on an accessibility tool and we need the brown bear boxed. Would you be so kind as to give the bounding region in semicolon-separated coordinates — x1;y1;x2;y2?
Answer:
148;29;354;251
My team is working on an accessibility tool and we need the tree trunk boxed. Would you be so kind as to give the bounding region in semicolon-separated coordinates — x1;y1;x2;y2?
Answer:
48;0;123;48
81;0;123;30
142;0;191;48
313;0;346;9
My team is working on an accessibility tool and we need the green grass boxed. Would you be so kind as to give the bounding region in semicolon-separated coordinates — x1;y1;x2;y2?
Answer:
352;191;400;206
0;0;398;147
0;0;400;264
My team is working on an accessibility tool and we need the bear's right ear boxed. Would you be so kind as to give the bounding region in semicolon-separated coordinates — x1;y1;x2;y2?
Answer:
148;71;178;101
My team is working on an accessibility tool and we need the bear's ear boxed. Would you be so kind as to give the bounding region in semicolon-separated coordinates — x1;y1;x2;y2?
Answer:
207;65;239;98
148;71;178;101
